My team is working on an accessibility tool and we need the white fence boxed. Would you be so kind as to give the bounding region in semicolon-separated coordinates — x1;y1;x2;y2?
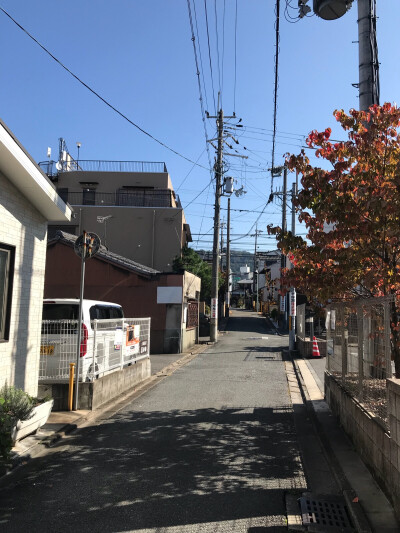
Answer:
39;317;151;382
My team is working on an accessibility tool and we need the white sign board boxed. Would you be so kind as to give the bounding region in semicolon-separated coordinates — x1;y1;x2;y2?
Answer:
157;287;183;304
280;295;286;313
289;290;296;317
211;298;218;319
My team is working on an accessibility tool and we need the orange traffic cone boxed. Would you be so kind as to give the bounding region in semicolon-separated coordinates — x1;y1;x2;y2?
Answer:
312;336;321;357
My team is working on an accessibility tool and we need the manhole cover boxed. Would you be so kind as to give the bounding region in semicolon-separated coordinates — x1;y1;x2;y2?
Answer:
299;496;354;531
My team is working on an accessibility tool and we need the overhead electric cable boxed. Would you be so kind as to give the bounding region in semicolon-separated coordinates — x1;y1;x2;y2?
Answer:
204;0;217;113
186;0;214;173
0;6;210;170
271;0;281;192
233;0;238;113
214;0;222;101
193;0;211;114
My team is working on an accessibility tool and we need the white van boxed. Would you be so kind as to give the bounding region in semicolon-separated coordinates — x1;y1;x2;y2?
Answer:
40;299;124;382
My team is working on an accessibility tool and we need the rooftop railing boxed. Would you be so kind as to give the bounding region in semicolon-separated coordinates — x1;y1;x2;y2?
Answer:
39;160;168;177
61;189;176;208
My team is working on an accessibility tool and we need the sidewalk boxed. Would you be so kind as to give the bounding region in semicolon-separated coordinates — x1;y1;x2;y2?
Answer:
292;355;399;533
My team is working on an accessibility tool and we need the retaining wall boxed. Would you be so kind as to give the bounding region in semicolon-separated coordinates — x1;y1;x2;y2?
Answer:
325;372;400;520
39;357;151;411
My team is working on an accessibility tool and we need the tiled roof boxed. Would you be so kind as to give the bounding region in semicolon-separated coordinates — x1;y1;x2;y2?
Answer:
49;231;160;277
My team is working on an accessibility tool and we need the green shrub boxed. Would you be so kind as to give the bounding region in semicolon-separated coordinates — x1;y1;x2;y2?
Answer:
0;385;34;462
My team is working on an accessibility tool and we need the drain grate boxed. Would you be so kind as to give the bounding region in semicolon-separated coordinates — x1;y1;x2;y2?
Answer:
299;496;354;531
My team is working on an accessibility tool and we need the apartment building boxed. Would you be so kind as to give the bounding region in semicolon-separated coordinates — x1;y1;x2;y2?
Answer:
40;148;191;272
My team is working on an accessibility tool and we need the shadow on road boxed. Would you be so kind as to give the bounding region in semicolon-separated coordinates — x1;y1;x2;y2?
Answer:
0;405;304;531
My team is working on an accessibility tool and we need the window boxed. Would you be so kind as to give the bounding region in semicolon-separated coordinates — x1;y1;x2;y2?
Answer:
82;188;96;205
0;244;15;341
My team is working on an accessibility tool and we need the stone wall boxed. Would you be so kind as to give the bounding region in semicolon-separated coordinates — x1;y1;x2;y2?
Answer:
325;373;400;520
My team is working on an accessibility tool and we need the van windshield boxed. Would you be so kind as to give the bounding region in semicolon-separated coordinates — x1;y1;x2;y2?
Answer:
42;304;79;320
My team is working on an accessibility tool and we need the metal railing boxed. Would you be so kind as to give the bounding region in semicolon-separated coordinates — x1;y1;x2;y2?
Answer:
64;189;175;208
39;317;151;382
39;160;168;176
326;296;394;428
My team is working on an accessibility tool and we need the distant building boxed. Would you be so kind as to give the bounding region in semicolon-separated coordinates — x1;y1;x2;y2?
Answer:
0;122;71;395
40;142;192;272
45;232;200;354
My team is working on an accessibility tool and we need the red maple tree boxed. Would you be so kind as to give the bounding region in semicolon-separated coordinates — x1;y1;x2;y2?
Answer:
269;103;400;377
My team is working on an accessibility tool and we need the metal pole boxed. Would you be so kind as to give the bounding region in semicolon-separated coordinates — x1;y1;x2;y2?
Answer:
74;234;87;411
358;0;379;111
225;197;231;317
289;182;297;351
281;166;287;328
210;107;224;342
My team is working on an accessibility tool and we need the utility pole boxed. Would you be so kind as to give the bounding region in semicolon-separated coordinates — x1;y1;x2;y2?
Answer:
207;102;242;342
253;225;262;312
220;220;225;272
225;198;231;317
358;0;379;110
281;165;288;328
289;181;297;351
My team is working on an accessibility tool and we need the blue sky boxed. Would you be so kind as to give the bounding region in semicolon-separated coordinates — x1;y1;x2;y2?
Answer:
1;1;399;253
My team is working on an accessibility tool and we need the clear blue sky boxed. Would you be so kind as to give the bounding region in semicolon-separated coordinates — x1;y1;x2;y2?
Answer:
1;1;399;253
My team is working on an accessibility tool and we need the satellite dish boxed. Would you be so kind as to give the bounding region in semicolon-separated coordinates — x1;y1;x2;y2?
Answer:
55;161;62;171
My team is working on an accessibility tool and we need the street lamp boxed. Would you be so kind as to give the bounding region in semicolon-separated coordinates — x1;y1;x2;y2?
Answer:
76;142;81;169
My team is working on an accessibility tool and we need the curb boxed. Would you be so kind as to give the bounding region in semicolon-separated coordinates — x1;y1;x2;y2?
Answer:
291;356;373;533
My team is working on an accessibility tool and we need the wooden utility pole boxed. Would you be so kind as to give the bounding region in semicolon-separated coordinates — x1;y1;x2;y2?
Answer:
225;198;231;317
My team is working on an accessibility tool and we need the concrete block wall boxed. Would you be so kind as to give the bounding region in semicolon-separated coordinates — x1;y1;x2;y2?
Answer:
326;373;400;521
0;172;47;396
388;379;400;519
297;337;327;358
39;357;151;410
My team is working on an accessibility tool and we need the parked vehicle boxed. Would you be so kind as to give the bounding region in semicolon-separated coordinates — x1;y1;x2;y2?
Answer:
40;299;124;381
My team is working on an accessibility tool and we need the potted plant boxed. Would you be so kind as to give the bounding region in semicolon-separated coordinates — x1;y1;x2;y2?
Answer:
0;385;53;464
11;395;54;444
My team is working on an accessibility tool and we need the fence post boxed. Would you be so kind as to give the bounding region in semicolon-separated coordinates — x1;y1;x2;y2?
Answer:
384;299;392;379
357;305;364;401
93;320;97;381
120;319;124;371
340;307;347;384
326;309;331;373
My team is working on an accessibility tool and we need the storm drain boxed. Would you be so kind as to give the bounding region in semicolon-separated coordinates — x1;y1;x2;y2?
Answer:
299;496;354;531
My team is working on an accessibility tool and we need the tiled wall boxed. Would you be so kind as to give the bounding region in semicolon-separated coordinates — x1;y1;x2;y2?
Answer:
0;171;47;396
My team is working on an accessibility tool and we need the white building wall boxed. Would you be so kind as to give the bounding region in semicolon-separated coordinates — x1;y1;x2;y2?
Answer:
0;171;47;396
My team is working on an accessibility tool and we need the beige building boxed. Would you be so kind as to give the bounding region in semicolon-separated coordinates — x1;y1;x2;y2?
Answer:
0;122;71;395
42;153;191;272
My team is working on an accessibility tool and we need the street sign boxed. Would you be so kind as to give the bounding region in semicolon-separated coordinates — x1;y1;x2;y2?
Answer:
74;232;101;260
211;298;218;319
290;289;296;317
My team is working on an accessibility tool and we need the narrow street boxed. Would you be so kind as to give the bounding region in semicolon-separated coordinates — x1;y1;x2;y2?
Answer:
0;310;333;532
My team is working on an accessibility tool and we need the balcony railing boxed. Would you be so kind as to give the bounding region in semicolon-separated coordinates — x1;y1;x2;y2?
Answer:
62;189;175;208
39;160;168;177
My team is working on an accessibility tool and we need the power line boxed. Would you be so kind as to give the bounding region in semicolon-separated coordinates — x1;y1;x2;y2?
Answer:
271;0;281;191
204;0;217;113
233;0;238;113
0;6;210;171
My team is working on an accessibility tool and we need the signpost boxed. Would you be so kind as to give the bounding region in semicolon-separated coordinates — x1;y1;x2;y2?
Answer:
73;231;100;410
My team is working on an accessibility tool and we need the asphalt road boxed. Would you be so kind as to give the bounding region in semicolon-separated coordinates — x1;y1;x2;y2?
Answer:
0;310;310;532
